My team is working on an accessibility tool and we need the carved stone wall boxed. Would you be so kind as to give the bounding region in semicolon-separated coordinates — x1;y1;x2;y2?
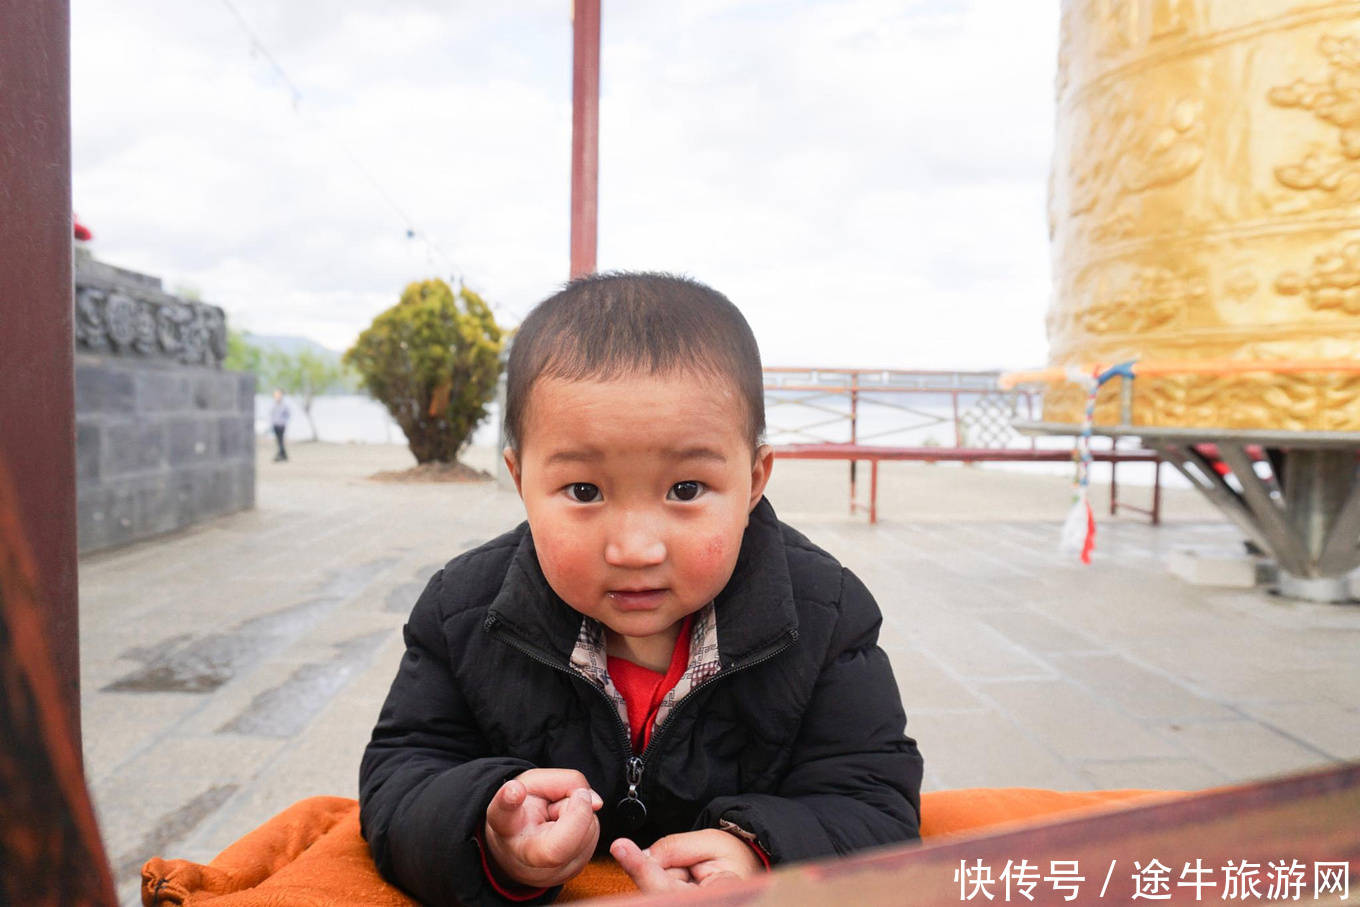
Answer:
74;253;229;366
74;254;255;553
1045;0;1360;430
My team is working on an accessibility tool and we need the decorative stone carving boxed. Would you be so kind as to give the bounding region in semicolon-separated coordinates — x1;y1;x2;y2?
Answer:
75;286;108;350
133;302;157;355
104;292;138;349
73;258;230;368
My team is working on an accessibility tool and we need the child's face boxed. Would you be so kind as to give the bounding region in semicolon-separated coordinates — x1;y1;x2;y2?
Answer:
504;371;773;643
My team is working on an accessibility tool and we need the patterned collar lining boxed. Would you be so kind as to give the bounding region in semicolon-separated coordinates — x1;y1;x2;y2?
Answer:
569;603;722;750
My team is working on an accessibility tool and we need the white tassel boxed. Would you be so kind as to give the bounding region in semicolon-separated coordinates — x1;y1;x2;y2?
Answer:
1059;495;1088;555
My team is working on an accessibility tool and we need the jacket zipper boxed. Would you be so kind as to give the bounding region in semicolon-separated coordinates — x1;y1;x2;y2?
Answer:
637;627;798;766
483;613;634;759
485;613;798;831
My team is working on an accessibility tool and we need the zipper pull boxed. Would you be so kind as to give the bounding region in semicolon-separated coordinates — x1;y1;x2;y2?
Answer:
616;756;647;832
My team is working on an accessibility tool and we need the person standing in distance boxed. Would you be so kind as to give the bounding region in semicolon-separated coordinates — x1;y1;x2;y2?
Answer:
270;388;290;462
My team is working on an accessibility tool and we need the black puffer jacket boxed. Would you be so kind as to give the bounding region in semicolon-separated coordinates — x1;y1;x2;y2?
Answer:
359;497;923;906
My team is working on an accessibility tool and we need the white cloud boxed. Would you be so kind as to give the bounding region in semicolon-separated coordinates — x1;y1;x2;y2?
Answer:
72;0;1058;366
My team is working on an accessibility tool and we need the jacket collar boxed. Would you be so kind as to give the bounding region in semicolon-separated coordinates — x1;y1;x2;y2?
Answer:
485;496;799;668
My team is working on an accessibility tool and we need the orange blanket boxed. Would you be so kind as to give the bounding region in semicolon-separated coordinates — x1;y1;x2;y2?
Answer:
142;788;1167;905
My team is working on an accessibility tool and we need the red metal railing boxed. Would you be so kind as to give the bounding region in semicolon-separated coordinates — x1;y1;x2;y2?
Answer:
764;368;1162;525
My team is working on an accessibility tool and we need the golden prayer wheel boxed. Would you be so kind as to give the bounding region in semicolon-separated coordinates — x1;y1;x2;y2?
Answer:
1044;0;1360;430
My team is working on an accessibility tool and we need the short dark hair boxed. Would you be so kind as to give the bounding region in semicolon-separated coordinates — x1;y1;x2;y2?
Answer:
504;272;765;456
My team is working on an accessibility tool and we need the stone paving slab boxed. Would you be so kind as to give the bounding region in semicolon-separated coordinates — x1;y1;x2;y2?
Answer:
76;440;1359;905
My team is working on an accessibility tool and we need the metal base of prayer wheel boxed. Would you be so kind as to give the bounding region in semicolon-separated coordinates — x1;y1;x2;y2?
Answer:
1020;421;1360;602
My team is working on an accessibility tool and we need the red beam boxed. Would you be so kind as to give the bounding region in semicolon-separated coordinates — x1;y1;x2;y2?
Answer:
570;0;601;279
0;0;81;749
601;762;1360;907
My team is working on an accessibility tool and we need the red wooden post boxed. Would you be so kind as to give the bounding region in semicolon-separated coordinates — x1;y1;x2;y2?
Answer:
849;372;859;514
0;0;81;750
570;0;601;279
870;459;879;525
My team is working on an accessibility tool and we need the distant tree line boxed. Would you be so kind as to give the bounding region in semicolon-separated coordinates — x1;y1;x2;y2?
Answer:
224;330;354;441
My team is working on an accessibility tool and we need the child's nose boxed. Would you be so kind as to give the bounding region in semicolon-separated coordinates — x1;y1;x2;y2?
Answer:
603;514;666;567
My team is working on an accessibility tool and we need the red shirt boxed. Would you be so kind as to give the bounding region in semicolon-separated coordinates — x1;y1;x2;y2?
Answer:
606;615;693;752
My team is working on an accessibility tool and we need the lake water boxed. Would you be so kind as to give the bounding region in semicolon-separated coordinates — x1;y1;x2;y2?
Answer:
256;394;503;447
256;392;1178;488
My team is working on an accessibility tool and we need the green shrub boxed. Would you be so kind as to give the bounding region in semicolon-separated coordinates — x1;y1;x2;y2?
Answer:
344;279;504;464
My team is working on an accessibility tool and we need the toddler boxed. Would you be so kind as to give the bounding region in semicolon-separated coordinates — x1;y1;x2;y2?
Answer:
359;273;923;905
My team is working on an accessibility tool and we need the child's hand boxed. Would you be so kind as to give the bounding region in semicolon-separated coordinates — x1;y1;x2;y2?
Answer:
483;769;603;889
610;829;764;892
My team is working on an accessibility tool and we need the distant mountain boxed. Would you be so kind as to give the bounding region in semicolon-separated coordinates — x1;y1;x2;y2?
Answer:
244;334;362;394
246;334;344;361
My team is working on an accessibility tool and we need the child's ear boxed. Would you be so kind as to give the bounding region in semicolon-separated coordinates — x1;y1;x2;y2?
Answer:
747;444;774;512
503;446;524;498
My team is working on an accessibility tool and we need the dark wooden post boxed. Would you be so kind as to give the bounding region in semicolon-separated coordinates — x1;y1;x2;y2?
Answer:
570;0;601;279
0;0;81;747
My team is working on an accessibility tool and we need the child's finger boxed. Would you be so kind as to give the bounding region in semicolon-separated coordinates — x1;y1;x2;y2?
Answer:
610;838;678;893
484;780;526;837
516;768;599;805
645;831;723;869
525;789;598;868
697;870;741;889
545;790;603;822
690;858;739;884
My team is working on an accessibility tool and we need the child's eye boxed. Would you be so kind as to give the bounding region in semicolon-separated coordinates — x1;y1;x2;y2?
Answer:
667;481;704;502
567;483;601;503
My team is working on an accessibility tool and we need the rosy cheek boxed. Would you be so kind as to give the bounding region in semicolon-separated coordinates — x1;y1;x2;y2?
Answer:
540;544;565;577
541;542;579;581
540;534;595;587
695;534;730;575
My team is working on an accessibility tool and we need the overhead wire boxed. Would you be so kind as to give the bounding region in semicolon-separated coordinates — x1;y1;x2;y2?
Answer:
213;0;524;323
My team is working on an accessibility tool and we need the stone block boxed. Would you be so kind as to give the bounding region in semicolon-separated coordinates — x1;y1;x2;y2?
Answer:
217;415;254;460
135;370;193;414
78;483;139;552
76;349;256;554
76;421;101;483
192;464;238;517
102;419;166;477
194;372;240;412
1166;547;1266;588
77;486;112;553
76;362;134;413
236;371;257;411
134;474;181;538
168;417;217;467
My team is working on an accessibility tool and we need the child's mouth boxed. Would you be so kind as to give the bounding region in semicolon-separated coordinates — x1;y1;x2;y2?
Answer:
606;589;667;610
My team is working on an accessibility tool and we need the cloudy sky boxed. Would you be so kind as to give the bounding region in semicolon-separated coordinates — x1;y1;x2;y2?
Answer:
72;0;1059;370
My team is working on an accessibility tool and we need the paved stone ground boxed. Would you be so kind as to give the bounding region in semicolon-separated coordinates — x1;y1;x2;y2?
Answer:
78;440;1360;904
